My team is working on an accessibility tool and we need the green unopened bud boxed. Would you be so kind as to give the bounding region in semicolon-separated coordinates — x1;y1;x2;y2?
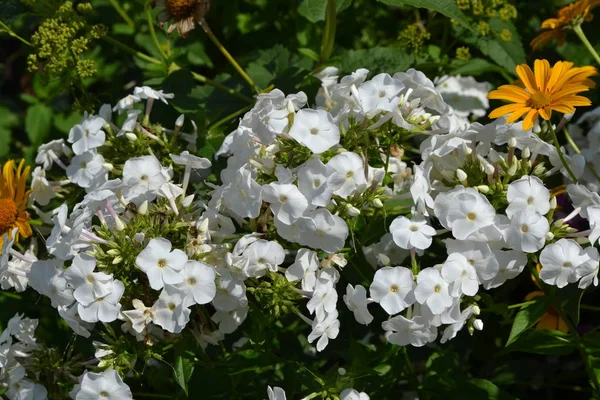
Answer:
107;249;120;256
112;256;123;265
125;132;137;141
138;200;149;215
532;162;546;176
550;196;557;210
476;185;490;194
522;146;531;159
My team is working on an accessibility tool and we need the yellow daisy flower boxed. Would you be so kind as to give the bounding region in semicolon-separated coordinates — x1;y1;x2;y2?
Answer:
0;160;33;249
531;0;600;50
487;59;597;131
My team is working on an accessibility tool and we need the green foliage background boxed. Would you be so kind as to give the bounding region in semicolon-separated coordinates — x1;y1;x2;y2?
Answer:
1;0;600;399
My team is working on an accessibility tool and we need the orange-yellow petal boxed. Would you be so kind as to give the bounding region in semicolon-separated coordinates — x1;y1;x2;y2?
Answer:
489;103;527;119
516;64;539;93
522;109;539;131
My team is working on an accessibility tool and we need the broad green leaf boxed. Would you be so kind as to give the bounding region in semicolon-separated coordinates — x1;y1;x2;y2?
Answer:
450;58;499;76
464;19;525;73
0;0;28;25
504;329;576;356
174;355;195;396
506;297;549;346
25;103;53;146
0;106;16;158
298;0;352;22
337;46;414;75
377;0;471;30
298;48;320;61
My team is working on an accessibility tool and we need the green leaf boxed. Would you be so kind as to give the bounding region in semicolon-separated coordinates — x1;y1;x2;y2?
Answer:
504;329;576;356
174;355;195;396
376;0;471;30
337;46;414;75
506;297;549;346
0;0;28;25
298;48;320;61
464;18;525;73
0;107;18;158
25;103;53;146
557;284;585;326
298;0;352;22
450;58;499;76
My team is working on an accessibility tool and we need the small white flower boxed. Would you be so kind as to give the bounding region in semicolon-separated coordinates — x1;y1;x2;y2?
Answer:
285;248;319;291
343;284;373;325
307;310;340;352
506;175;550;218
30;166;55;206
297;209;349;253
441;253;479;297
340;388;370;400
297;158;335;207
382;315;437;347
66;151;106;189
122;155;170;205
135;238;188;290
71;369;132;400
153;289;191;333
77;280;124;323
327;152;367;199
121;299;155;334
64;253;114;306
578;247;599;289
133;86;174;104
221;168;263;219
212;306;248;334
389;216;436;250
369;266;415;315
358;73;404;116
240;240;285;278
262;183;308;224
36;139;71;170
539;239;590;288
68;115;106;155
414;268;453;314
444;191;496;240
503;209;549;253
172;260;216;306
267;386;287;400
289;109;340;153
482;250;527;289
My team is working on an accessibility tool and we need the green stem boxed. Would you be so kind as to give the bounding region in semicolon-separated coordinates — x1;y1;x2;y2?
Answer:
549;122;578;183
581;304;600;312
319;0;337;64
209;105;253;132
102;36;162;65
0;291;22;300
145;6;169;62
573;24;600;67
199;19;260;94
0;21;32;46
563;126;600;183
403;347;420;393
108;0;134;27
190;71;253;103
530;265;600;396
507;300;537;309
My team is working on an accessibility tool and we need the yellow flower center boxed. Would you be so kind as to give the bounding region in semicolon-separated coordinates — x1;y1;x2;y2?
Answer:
0;198;18;236
166;0;198;19
527;91;551;109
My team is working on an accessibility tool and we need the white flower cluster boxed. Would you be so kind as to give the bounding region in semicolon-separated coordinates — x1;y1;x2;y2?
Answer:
4;64;600;396
0;314;46;400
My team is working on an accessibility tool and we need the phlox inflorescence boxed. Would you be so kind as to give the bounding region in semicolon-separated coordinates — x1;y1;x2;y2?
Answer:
4;60;600;398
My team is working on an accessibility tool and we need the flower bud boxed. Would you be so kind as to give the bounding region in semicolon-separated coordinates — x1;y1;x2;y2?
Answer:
507;162;517;177
125;132;138;141
532;162;546;176
456;169;468;183
102;163;114;172
508;137;518;149
134;232;145;243
107;249;120;256
347;205;361;217
472;305;481;316
473;319;484;331
175;114;185;128
545;231;555;241
112;256;123;265
484;163;496;176
576;236;590;245
521;146;531;159
138;200;149;215
468;324;475;336
550;196;557;210
372;198;383;208
338;368;347;376
476;185;490;194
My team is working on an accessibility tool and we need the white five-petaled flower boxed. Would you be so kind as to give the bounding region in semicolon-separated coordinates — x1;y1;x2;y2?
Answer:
172;260;217;306
262;183;308;224
369;266;415;315
506;175;550;218
441;253;479;296
389;216;436;250
136;238;188;290
71;369;132;400
307;310;340;352
414;267;453;314
539;239;590;288
289;109;340;153
503;209;549;253
382;315;437;347
68;115;106;155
